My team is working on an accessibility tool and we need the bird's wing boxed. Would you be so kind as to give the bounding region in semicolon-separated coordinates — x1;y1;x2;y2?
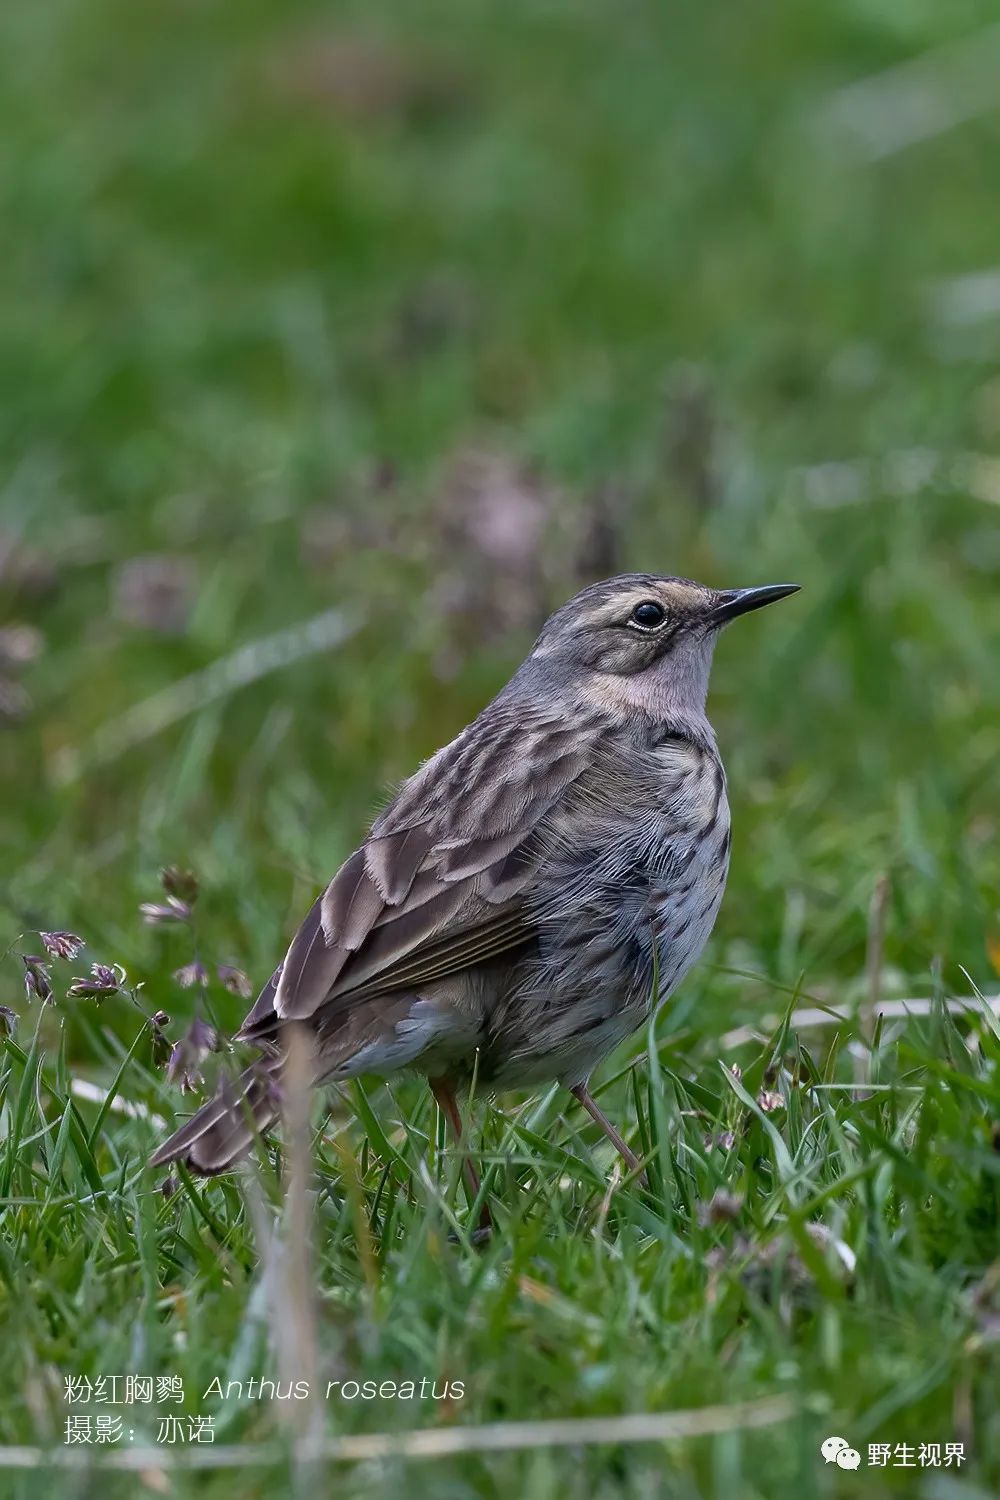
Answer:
237;700;601;1036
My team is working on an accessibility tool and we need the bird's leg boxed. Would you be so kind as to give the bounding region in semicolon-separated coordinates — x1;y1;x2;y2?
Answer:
429;1077;492;1234
571;1083;646;1183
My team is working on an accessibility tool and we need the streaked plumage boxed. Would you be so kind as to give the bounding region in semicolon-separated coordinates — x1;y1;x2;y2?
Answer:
151;573;798;1187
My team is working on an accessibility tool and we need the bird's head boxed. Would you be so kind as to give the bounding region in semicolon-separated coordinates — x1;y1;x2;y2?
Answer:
525;573;800;721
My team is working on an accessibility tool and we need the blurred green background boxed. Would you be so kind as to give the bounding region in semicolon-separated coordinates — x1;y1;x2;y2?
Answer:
3;0;999;1013
2;0;1000;1493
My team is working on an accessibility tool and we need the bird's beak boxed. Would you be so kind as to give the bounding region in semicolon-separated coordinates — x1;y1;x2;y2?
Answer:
709;583;801;627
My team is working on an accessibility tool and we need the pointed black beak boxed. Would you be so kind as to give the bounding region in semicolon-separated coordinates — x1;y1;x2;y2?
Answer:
709;582;801;626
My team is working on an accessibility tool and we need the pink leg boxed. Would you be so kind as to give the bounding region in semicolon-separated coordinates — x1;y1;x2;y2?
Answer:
430;1078;492;1233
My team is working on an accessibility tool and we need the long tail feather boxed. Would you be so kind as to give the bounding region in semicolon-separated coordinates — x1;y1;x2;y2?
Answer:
149;1056;282;1176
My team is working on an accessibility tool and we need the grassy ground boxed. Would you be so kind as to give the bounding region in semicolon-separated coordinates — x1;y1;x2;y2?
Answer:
3;0;1000;1495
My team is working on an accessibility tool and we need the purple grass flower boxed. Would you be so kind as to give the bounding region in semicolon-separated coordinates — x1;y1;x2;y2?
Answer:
160;866;199;905
173;959;209;989
67;962;126;1000
22;955;53;1004
39;931;86;961
216;964;252;999
140;897;191;925
164;1016;220;1093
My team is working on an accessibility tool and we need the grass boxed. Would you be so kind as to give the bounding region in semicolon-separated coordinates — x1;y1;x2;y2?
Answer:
2;0;1000;1494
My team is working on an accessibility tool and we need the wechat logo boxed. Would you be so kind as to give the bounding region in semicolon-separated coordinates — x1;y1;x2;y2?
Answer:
821;1435;862;1470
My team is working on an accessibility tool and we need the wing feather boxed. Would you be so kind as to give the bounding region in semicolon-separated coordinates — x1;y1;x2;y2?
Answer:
260;699;603;1028
236;963;284;1039
364;823;433;904
268;897;330;1018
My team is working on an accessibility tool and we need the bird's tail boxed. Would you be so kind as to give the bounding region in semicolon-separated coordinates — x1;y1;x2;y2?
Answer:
149;1054;282;1177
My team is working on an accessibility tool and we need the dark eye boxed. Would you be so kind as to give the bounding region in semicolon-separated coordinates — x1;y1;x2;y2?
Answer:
631;601;666;629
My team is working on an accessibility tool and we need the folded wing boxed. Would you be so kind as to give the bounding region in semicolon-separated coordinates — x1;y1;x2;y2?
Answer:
237;702;599;1040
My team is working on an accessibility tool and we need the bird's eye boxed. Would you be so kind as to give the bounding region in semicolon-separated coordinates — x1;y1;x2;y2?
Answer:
630;601;666;629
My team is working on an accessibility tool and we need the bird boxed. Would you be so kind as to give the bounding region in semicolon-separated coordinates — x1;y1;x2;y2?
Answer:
151;573;799;1221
